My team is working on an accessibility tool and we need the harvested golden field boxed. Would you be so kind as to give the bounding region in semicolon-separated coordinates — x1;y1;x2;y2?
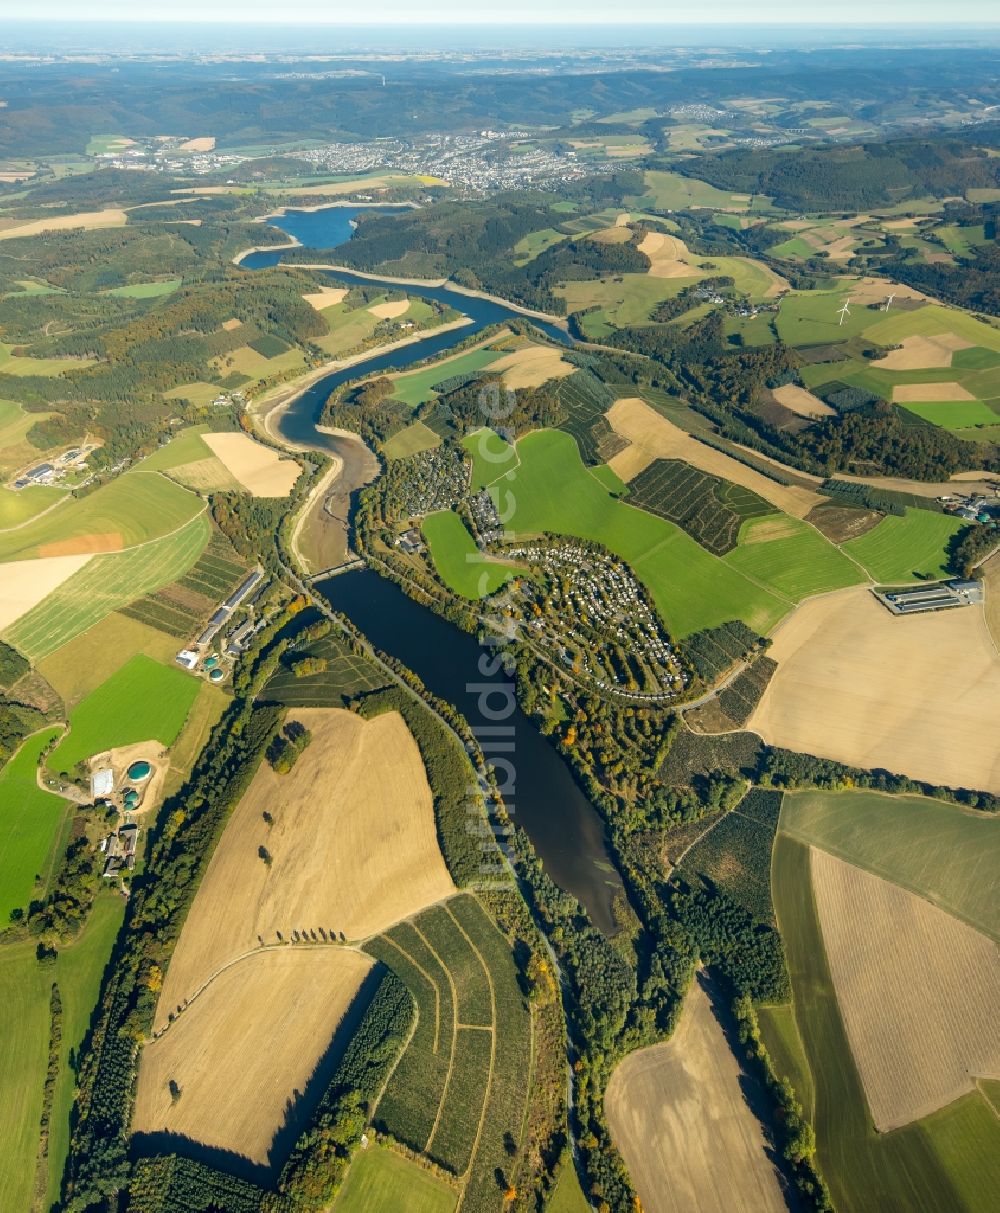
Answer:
771;383;835;418
302;285;347;310
168;455;242;493
0;208;128;240
369;298;410;319
134;948;374;1164
492;343;575;389
202;432;300;497
606;978;787;1213
155;708;454;1029
893;381;975;402
220;317;243;331
841;276;927;304
637;230;700;278
606;396;821;518
178;136;215;151
872;333;973;370
811;847;1000;1130
750;586;1000;792
0;553;92;631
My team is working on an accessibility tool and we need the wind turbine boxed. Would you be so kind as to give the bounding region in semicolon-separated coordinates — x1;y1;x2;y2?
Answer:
837;297;852;327
884;292;896;312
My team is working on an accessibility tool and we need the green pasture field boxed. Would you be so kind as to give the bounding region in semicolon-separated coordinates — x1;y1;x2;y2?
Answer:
770;235;822;260
639;169;771;212
935;225;986;258
773;833;1000;1213
423;510;519;599
775;290;887;345
0;344;96;377
462;428;518;490
898;400;1000;431
49;653;201;771
723;515;863;600
37;612;179;708
103;278;181;298
723;310;777;346
756;1002;815;1116
314;300;382;356
842;508;964;583
162;381;222;406
779;788;1000;942
85;133;131;154
953;347;1000;371
382;420;442;460
0;890;125;1213
216;344;307;380
10;279;64;296
334;1144;456;1213
546;1161;592;1213
139;424;213;471
5;512;210;660
390;349;502;409
42;892;126;1207
557;273;695;332
589;463;628;495
864;305;1000;353
160;681;229;802
366;894;533;1207
0;399;37;469
691;255;785;301
491;429;788;637
0;469;204;563
513;227;570;263
0;484;65;528
0;728;68;921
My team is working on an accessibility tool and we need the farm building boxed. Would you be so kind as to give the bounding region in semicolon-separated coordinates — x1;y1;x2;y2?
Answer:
874;580;984;616
91;768;114;798
175;649;198;670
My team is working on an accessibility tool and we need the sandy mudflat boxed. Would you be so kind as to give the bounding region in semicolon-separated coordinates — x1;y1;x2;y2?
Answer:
750;586;1000;793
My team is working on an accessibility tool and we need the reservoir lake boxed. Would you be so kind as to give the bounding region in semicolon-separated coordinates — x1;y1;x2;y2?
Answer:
247;205;624;932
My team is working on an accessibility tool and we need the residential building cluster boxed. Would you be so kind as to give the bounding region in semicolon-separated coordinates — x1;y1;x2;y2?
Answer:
396;446;469;516
468;488;504;544
504;540;688;700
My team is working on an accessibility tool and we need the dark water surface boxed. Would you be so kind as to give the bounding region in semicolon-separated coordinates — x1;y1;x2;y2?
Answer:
248;206;623;930
321;570;623;933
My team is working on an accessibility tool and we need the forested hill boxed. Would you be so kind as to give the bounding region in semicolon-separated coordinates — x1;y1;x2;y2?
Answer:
0;47;999;156
674;131;1000;211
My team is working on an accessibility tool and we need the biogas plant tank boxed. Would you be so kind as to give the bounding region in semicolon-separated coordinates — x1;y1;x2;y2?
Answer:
126;760;152;782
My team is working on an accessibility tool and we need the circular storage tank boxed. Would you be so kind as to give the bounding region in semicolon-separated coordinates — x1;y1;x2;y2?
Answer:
204;656;218;670
124;789;140;808
209;668;224;683
127;760;152;782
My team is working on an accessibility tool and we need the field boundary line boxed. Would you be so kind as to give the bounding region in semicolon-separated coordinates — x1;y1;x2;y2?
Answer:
378;932;443;1054
413;921;462;1155
444;901;498;1189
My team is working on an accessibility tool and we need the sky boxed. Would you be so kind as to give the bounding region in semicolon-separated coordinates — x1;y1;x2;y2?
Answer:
4;1;999;23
